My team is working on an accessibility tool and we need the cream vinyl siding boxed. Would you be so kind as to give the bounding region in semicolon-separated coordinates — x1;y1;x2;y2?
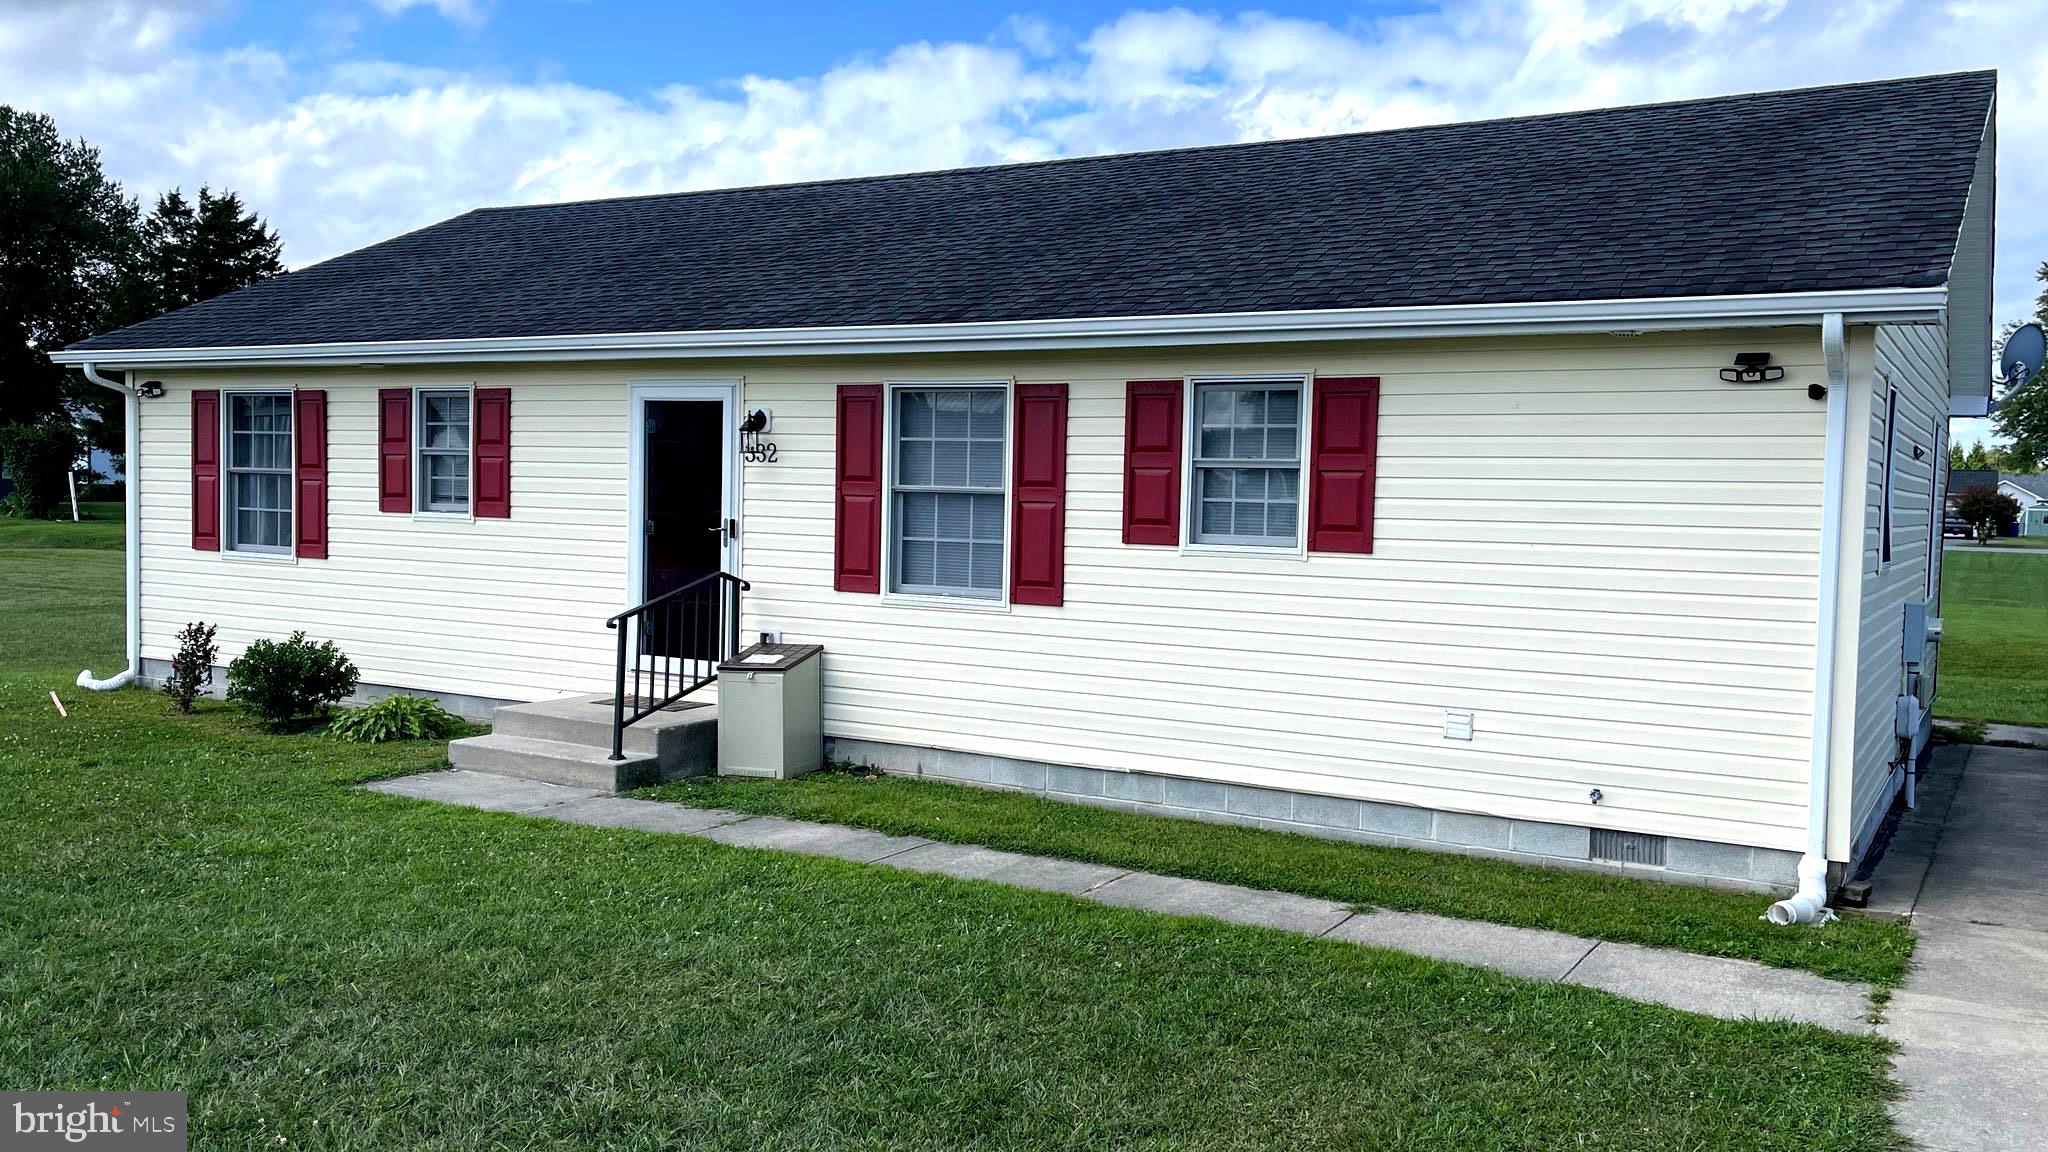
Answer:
1836;323;1948;860
135;332;1832;852
137;369;634;703
738;332;1828;852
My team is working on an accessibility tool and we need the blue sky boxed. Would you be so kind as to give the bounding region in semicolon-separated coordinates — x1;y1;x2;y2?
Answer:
3;0;2043;443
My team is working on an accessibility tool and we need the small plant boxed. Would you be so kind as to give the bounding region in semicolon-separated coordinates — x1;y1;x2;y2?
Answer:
163;621;219;713
225;631;359;731
326;695;466;744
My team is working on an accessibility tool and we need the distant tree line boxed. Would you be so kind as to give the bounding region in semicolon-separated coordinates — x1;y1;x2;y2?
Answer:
1;105;283;516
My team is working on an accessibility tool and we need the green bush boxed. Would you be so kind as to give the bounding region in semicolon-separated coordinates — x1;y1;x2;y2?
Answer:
225;632;359;731
0;420;83;520
163;621;218;713
326;694;466;744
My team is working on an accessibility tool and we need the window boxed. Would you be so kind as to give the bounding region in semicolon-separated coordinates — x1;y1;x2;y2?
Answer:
1880;385;1899;568
417;389;472;513
227;392;293;554
892;386;1005;598
1191;381;1303;547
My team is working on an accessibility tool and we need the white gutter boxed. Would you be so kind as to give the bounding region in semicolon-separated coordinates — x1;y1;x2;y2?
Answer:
1769;312;1852;926
75;363;140;692
47;286;1947;369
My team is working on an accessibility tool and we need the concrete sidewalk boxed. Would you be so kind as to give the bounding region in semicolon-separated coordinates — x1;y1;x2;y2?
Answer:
368;768;1876;1032
1869;744;2048;1152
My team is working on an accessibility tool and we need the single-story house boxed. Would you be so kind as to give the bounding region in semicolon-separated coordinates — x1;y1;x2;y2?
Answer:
2000;473;2048;508
54;71;1997;921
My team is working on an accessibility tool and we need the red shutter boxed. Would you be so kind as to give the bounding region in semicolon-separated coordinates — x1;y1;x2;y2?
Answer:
1122;380;1182;545
294;390;328;559
1010;383;1068;606
473;388;511;518
190;389;220;551
1307;376;1379;554
378;388;412;512
834;384;884;593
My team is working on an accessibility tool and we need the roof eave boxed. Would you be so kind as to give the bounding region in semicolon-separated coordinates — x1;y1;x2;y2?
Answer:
53;286;1947;370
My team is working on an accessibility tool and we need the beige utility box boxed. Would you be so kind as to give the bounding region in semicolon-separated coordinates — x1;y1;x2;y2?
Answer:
716;643;824;779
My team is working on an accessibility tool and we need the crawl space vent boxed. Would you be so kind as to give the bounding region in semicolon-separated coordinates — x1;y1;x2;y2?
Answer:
1590;830;1667;867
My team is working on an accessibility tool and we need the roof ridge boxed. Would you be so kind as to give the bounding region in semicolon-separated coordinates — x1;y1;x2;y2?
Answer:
469;69;1995;216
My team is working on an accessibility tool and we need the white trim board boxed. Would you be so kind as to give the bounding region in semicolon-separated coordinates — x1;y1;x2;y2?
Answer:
58;287;1947;370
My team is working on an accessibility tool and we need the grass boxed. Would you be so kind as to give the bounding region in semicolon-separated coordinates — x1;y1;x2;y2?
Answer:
644;770;1914;986
0;507;1910;1149
1935;550;2048;727
0;502;125;550
1981;536;2048;550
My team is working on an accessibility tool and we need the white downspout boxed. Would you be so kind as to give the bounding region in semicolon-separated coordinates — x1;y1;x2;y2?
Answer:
76;362;140;691
1769;313;1850;926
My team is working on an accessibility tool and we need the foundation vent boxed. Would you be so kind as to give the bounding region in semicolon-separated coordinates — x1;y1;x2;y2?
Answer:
1590;829;1667;867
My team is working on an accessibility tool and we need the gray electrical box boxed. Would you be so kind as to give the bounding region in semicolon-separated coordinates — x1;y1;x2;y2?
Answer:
716;643;823;779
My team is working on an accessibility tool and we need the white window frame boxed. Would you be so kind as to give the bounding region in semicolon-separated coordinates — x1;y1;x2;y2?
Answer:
221;389;296;560
414;384;476;520
1880;383;1899;571
880;380;1013;610
1181;374;1310;557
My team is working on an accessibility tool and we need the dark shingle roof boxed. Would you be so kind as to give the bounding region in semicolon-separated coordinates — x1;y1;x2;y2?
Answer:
2004;474;2048;501
72;70;1995;353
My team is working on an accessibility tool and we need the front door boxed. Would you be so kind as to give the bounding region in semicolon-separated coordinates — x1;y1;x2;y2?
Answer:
643;398;730;657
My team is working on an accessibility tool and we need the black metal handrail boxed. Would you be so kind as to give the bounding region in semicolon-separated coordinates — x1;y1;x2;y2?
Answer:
605;571;749;760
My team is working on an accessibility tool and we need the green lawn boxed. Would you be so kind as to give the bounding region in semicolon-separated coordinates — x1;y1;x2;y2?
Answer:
1936;550;2048;727
0;528;1907;1149
0;502;125;550
645;770;1912;986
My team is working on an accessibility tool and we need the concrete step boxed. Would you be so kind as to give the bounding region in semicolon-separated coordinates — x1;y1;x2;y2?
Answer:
490;694;716;772
448;732;670;791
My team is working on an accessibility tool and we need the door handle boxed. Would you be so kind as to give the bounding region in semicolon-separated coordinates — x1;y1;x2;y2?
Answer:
707;518;738;538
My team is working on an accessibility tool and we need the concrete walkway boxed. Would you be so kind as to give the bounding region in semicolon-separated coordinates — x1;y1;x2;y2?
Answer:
1868;744;2048;1151
367;769;1876;1033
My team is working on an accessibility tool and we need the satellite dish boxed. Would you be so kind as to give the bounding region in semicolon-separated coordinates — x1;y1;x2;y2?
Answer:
2003;323;2045;386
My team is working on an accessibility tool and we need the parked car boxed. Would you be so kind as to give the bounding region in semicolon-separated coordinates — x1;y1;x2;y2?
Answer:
1944;511;1974;538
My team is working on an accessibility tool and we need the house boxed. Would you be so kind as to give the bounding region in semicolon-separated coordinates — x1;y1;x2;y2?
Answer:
2002;474;2048;535
52;71;1997;921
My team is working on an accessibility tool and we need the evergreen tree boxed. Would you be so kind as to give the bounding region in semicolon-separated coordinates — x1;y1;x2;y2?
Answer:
0;106;136;430
1994;260;2048;472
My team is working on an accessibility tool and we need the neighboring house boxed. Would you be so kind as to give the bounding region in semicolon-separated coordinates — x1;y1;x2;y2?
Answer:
2003;475;2048;536
54;72;1997;915
2000;473;2048;508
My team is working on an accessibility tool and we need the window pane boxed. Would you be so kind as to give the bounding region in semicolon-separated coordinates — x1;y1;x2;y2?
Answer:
971;543;1002;590
969;441;1002;488
1201;388;1231;425
899;439;933;486
1199;428;1231;459
901;491;936;537
932;391;970;438
1201;499;1233;535
1267;425;1299;459
900;392;933;437
900;539;936;585
1268;390;1299;425
1234;500;1266;536
1267;498;1299;536
934;492;972;539
970;390;1004;438
1201;468;1232;499
971;492;1003;539
932;439;970;486
1231;427;1265;459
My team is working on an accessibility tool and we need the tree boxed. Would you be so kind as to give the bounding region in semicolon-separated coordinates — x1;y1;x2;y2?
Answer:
1994;262;2048;472
0;106;136;430
115;186;284;320
1953;483;2019;544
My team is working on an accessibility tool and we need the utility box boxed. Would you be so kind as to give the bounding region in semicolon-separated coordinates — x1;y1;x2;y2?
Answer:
716;643;823;779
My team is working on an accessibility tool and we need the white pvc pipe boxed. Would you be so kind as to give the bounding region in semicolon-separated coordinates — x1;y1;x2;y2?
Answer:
1769;313;1851;926
75;362;139;692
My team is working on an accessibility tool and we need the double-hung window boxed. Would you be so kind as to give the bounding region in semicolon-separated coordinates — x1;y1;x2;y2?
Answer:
892;386;1006;598
1191;380;1303;547
418;389;472;514
227;392;293;554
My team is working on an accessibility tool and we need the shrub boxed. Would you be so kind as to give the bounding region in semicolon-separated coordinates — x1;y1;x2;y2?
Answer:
326;695;466;744
163;621;218;713
225;632;359;731
0;420;83;520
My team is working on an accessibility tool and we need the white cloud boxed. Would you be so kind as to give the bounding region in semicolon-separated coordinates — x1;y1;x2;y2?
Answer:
371;0;491;26
2;0;2043;447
